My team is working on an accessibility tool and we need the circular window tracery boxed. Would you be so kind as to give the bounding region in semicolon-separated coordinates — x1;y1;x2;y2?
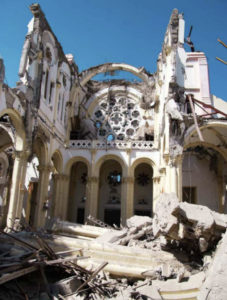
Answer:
93;95;142;140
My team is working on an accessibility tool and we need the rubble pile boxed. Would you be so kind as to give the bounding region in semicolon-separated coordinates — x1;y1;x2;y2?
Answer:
1;194;227;299
0;230;118;299
153;193;227;254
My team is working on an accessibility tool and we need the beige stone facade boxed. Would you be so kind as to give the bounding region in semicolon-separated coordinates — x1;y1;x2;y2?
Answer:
0;4;227;229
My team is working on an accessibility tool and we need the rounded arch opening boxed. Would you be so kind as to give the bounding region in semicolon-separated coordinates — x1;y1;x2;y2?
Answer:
67;161;88;224
98;159;122;226
0;109;26;152
133;162;153;217
0;123;14;228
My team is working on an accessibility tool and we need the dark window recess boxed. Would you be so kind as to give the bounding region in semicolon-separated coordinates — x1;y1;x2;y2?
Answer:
107;171;121;186
117;134;124;140
70;131;79;140
49;82;54;104
135;210;152;217
183;187;196;204
104;209;120;227
145;133;154;141
45;47;52;63
77;208;85;224
95;110;102;118
44;69;49;99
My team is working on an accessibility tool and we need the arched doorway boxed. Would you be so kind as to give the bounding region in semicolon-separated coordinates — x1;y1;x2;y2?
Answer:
67;161;88;224
0;118;16;228
25;156;39;226
133;163;153;216
98;159;122;226
182;145;227;213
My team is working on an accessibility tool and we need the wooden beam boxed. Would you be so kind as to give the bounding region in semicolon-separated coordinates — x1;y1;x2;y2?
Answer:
188;95;204;141
0;266;38;285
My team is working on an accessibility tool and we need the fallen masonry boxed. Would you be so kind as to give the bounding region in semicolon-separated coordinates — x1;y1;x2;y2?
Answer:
0;193;227;299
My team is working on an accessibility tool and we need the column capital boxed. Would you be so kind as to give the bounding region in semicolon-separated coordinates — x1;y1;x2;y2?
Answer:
88;176;98;183
14;150;29;160
37;164;54;173
122;177;134;184
153;176;161;183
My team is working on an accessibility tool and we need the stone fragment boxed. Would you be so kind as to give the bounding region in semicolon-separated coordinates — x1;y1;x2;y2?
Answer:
136;285;162;299
198;231;227;300
199;237;208;253
96;229;127;243
153;193;179;238
126;215;152;229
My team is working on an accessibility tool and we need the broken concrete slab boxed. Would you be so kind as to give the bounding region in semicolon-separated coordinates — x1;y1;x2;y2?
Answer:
153;193;227;254
96;228;127;243
198;230;227;300
126;215;153;229
51;219;110;238
153;193;179;238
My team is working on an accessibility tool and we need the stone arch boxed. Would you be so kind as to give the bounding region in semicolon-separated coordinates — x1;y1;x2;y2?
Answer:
0;109;26;151
183;141;227;162
65;156;91;177
94;154;127;178
131;158;154;217
184;121;227;155
79;63;153;87
65;157;90;224
33;135;48;166
51;150;63;174
130;157;156;177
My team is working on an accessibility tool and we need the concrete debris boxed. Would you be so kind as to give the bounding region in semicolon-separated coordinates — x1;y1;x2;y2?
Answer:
153;192;179;239
126;215;153;229
198;230;227;300
1;198;227;299
153;193;227;254
166;98;183;120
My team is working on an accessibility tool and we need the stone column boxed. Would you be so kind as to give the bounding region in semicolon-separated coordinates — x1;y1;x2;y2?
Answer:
152;175;161;211
217;158;225;213
87;176;99;218
51;173;62;218
7;151;28;229
33;164;52;228
58;174;70;220
121;176;134;225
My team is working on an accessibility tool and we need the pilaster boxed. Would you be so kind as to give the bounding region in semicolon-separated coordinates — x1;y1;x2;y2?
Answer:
33;164;53;228
7;151;28;229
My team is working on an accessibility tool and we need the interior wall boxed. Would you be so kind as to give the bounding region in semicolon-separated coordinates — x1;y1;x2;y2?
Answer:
67;162;87;223
182;152;219;211
98;160;122;226
134;163;153;216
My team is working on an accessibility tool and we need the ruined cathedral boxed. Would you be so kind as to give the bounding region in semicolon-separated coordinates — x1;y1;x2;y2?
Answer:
0;3;227;230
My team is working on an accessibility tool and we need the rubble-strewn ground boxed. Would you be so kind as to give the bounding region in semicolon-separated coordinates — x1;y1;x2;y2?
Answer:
1;193;227;299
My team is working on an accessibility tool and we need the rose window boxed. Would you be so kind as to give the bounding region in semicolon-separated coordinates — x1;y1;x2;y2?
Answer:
93;96;142;140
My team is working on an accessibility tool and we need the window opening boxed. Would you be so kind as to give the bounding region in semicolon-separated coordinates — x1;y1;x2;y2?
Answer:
49;82;54;105
44;69;49;100
183;187;196;204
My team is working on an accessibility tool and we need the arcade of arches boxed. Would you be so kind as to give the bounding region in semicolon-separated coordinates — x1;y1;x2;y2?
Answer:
66;159;154;226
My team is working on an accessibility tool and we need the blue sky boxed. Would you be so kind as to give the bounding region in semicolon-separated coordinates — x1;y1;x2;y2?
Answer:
1;0;227;100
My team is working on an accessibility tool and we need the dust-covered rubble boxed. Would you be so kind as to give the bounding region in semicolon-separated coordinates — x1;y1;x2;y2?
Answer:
1;193;227;299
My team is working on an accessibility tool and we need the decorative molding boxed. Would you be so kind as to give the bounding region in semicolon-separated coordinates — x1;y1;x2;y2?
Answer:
122;177;134;184
70;140;154;150
87;176;98;183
